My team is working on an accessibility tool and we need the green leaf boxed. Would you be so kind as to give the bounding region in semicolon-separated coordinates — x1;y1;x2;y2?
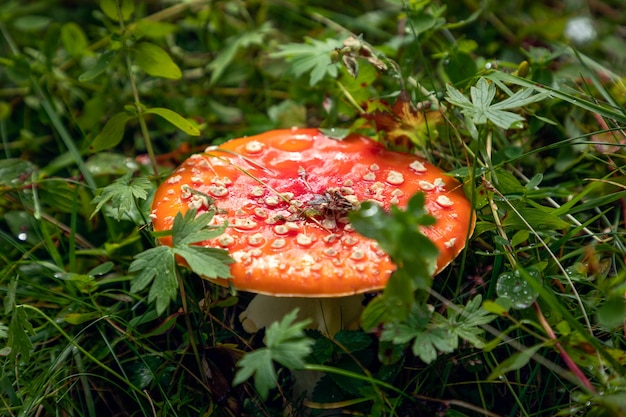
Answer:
171;210;217;246
233;309;313;399
596;296;626;329
234;349;275;399
411;327;456;363
4;277;18;315
271;37;342;86
129;246;177;315
207;22;273;86
501;207;570;231
129;209;233;314
350;193;438;290
487;343;545;380
482;299;510;316
0;159;35;187
445;77;548;131
79;50;118;82
90;111;134;152
61;22;89;56
133;20;177;39
8;307;34;362
525;173;543;190
144;107;200;136
131;42;181;79
90;172;152;220
444;295;495;349
173;246;232;279
100;0;134;21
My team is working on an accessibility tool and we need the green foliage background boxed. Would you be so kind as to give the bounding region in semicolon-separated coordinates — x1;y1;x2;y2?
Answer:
1;0;626;416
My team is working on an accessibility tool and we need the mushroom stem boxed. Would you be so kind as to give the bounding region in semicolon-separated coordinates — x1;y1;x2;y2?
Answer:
239;294;365;336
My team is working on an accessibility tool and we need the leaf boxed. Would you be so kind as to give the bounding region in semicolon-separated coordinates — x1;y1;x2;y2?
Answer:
233;309;313;399
90;111;134;152
596;296;626;329
79;50;118;82
171;210;218;246
271;37;343;86
0;159;35;187
501;207;570;231
173;246;232;279
8;307;34;362
234;349;275;399
487;343;545;380
131;42;181;79
444;295;496;349
61;22;88;56
100;0;134;22
133;20;177;40
207;22;273;86
411;327;456;363
129;209;232;315
129;246;177;316
350;193;438;289
91;172;152;220
144;107;200;136
445;77;548;132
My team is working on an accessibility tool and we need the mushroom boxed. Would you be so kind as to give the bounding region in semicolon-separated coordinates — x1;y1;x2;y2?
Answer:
150;128;474;334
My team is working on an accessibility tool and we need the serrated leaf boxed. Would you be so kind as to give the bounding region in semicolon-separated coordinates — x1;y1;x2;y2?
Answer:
411;327;455;363
131;42;181;79
129;246;177;315
171;210;215;246
173;246;232;279
445;295;495;348
234;309;313;399
4;277;18;314
91;172;151;220
471;78;497;109
90;111;134;152
8;307;34;362
144;107;200;136
79;50;118;82
233;349;275;398
446;76;548;131
271;37;342;86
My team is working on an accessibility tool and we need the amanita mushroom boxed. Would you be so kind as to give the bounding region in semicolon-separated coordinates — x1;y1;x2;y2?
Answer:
150;128;474;334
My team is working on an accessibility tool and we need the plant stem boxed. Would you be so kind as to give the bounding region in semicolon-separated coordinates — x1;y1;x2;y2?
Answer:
533;302;597;393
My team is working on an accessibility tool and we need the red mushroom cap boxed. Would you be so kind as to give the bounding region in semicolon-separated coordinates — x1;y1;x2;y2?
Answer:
150;128;474;297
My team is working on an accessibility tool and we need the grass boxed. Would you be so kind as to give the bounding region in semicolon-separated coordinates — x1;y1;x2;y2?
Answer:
1;0;626;416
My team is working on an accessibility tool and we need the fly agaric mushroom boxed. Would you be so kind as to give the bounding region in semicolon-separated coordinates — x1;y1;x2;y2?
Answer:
150;128;474;334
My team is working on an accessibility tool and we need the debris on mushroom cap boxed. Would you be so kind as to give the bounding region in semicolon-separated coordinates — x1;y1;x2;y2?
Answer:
150;128;475;297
